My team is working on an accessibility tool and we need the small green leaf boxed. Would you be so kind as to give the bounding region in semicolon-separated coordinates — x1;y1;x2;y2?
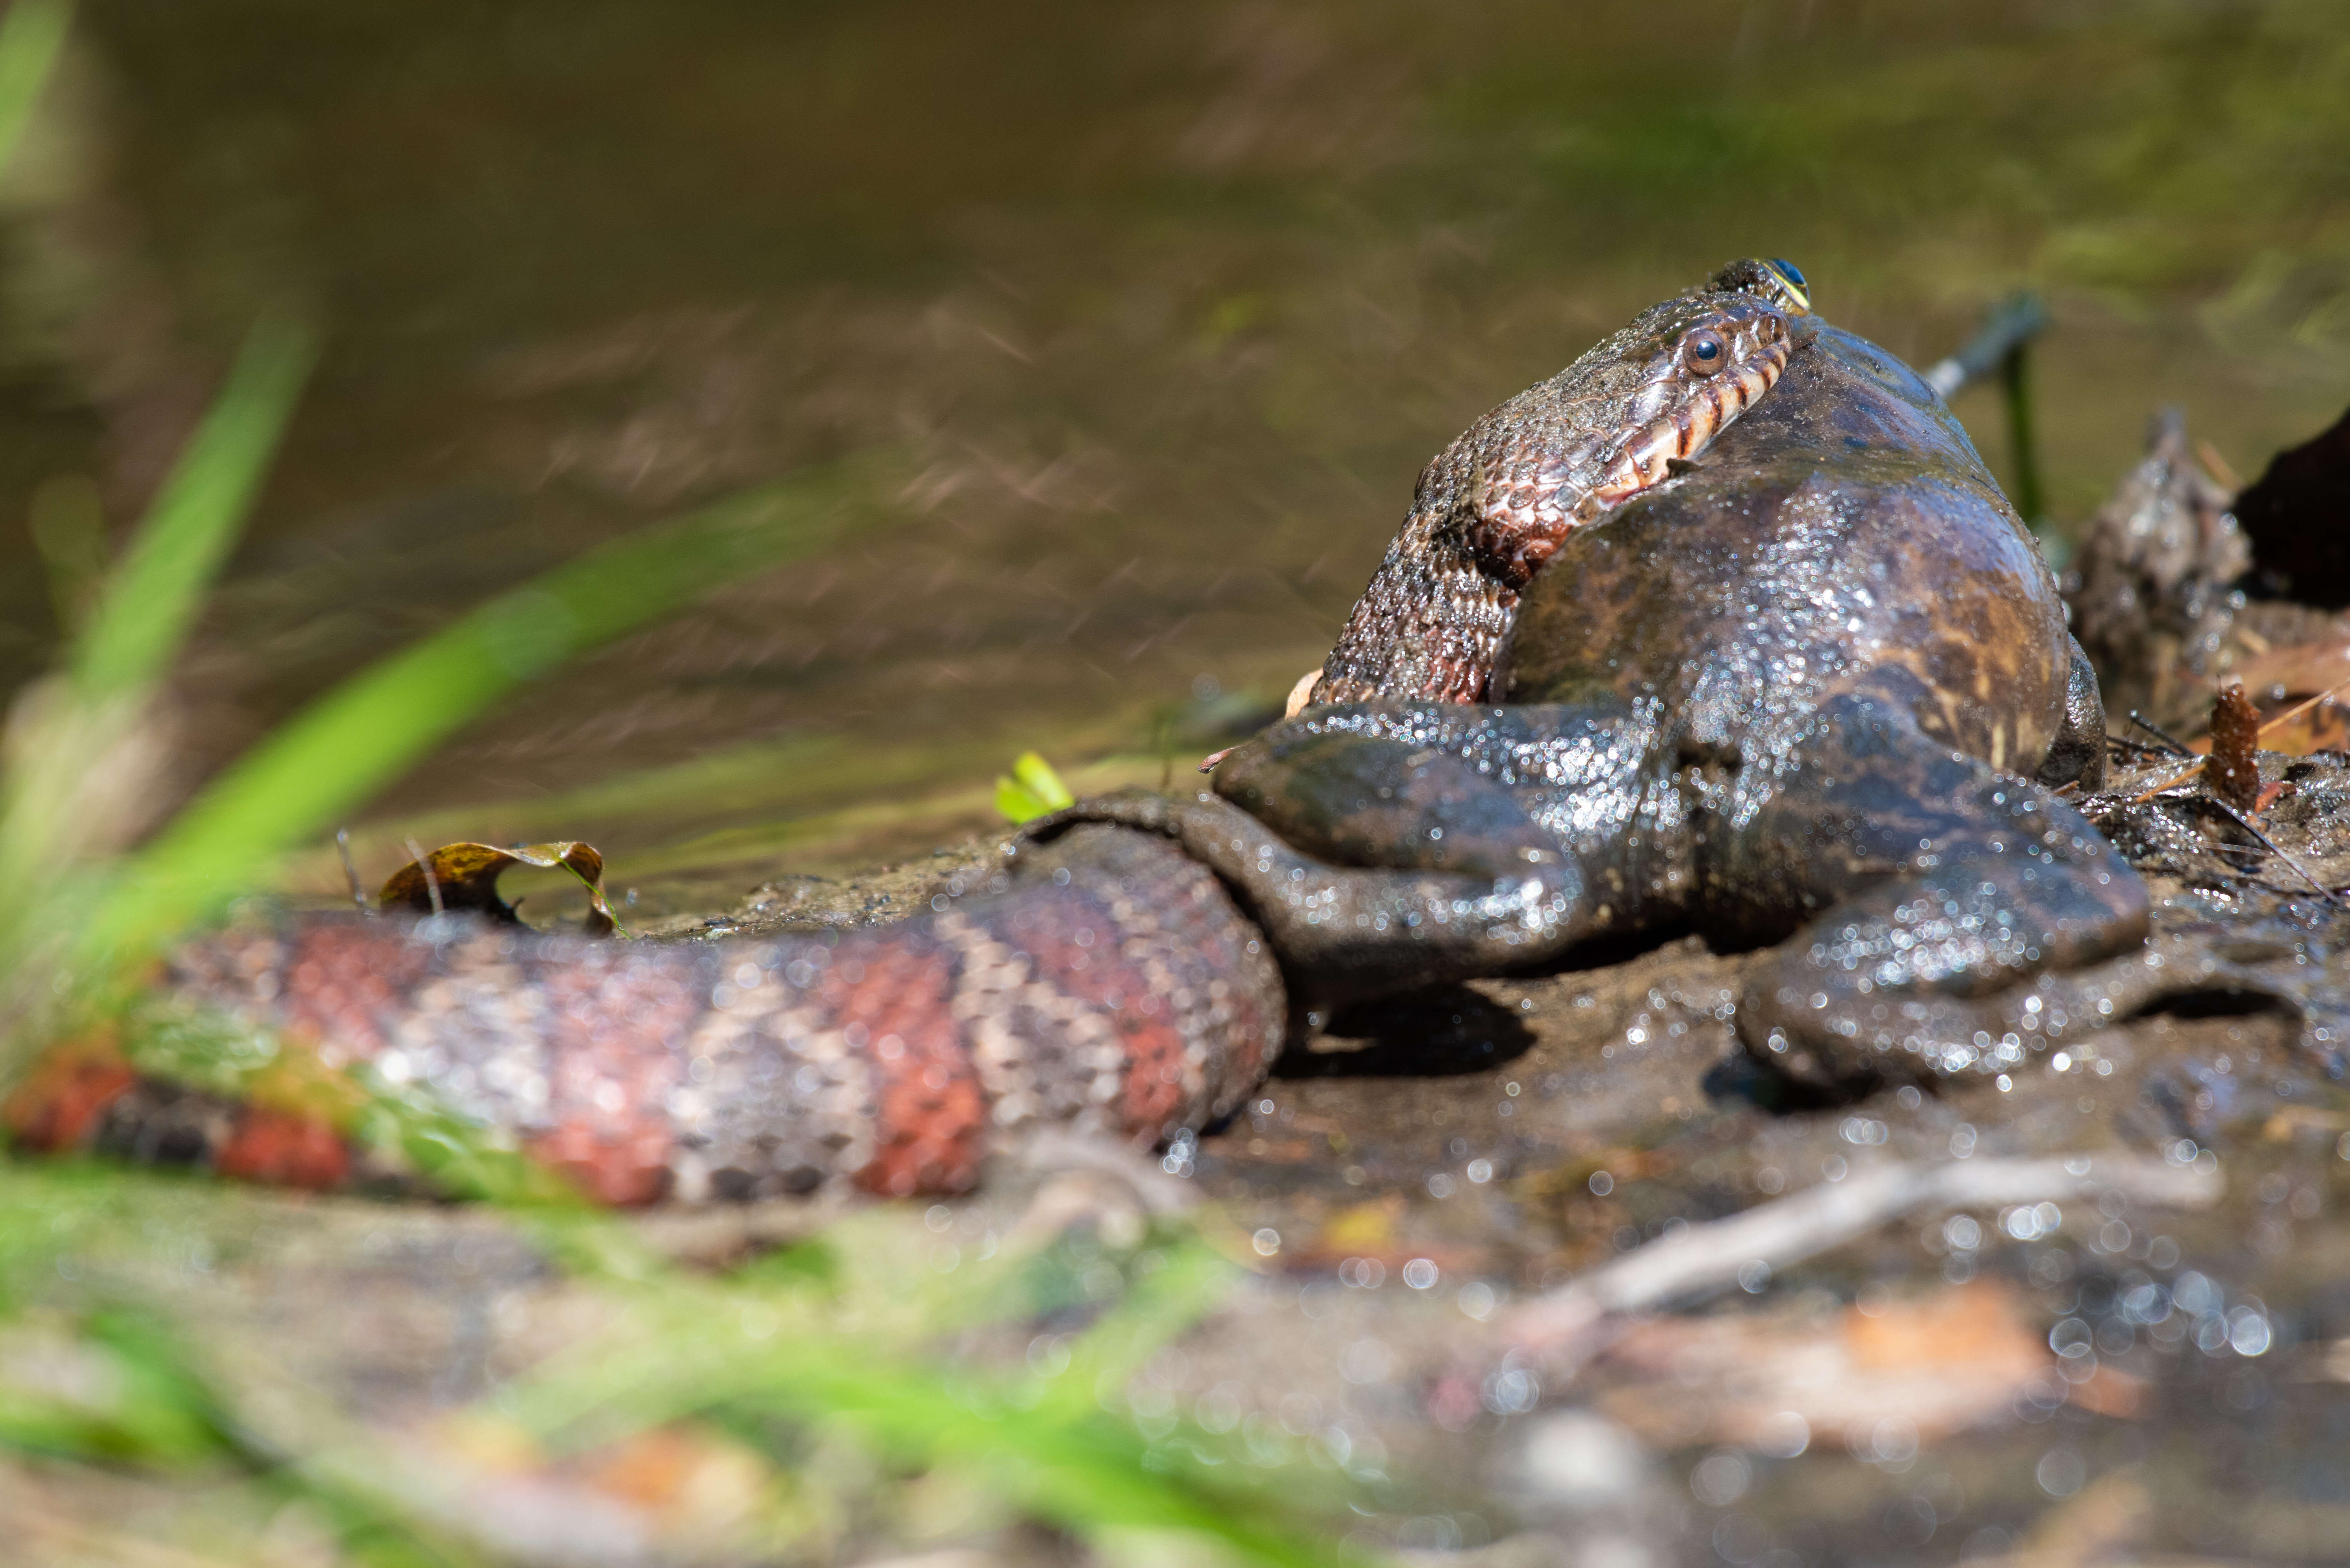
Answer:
996;751;1074;823
995;779;1043;823
1014;751;1075;809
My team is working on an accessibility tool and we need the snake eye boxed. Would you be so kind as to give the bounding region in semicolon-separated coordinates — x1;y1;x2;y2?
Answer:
1683;330;1728;374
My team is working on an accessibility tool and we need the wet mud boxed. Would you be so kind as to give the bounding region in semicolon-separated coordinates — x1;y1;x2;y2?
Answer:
21;732;2347;1566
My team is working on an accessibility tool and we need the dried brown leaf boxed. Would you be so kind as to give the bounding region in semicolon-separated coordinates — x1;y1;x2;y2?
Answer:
2208;683;2263;812
1594;1279;2058;1450
377;841;621;935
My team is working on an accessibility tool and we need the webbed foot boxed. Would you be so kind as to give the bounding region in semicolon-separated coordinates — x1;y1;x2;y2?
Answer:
1740;856;2152;1088
1707;694;2151;1089
1752;932;2350;1092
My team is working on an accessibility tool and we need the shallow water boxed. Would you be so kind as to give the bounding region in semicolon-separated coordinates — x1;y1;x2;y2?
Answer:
5;0;2350;907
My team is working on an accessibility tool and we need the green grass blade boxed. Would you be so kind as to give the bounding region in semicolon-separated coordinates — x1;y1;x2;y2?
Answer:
768;1363;1334;1566
86;466;880;959
0;307;306;1080
1015;750;1073;809
1032;1236;1235;1418
0;0;72;180
71;310;315;701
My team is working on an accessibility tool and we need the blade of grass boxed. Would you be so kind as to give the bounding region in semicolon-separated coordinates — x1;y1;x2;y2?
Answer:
1031;1235;1236;1418
71;310;315;701
0;312;313;1080
519;1308;1340;1566
0;1305;483;1567
85;464;886;963
0;0;72;180
495;1216;1338;1566
0;1159;1337;1565
754;1361;1336;1566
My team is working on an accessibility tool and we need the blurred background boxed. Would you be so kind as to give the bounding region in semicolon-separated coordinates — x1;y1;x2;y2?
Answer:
5;0;2349;910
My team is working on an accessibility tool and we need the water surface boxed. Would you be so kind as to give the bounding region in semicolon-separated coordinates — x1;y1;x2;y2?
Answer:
4;0;2347;907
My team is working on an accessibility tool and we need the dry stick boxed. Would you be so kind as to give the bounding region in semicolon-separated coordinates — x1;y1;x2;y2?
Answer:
2126;710;2195;757
1506;1153;2222;1358
402;836;443;917
2199;796;2350;907
2128;676;2350;804
2196;438;2244;492
334;827;367;911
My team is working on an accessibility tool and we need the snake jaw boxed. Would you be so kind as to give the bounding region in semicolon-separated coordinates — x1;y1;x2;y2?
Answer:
1462;293;1797;590
1589;320;1794;519
1310;259;1812;707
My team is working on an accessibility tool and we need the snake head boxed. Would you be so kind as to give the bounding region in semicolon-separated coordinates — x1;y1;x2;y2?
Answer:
1456;265;1811;586
1310;258;1819;708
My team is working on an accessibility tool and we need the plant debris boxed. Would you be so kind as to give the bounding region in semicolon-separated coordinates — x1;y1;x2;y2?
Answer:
2207;682;2263;812
377;840;622;934
2065;409;2248;732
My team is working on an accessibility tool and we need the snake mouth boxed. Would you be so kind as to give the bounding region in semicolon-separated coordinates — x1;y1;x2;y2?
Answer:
1308;259;1814;708
1588;313;1794;502
1483;294;1801;586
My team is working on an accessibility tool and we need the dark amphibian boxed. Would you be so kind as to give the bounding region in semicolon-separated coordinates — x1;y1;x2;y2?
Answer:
1062;261;2155;1092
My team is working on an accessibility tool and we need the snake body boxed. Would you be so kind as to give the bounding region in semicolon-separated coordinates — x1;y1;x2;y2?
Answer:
12;829;1283;1201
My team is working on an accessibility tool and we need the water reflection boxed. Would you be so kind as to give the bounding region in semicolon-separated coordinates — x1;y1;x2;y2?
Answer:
2;1;2347;899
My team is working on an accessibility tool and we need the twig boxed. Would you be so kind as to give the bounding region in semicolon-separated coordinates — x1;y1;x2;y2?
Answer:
1923;294;2048;399
2126;711;2194;757
2129;676;2350;804
2253;680;2350;737
402;837;443;917
2128;761;2203;804
1506;1153;2220;1357
2196;438;2243;493
2200;797;2349;907
334;827;368;911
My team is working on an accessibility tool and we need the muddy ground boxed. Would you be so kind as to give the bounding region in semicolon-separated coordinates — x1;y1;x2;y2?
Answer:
14;736;2350;1568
